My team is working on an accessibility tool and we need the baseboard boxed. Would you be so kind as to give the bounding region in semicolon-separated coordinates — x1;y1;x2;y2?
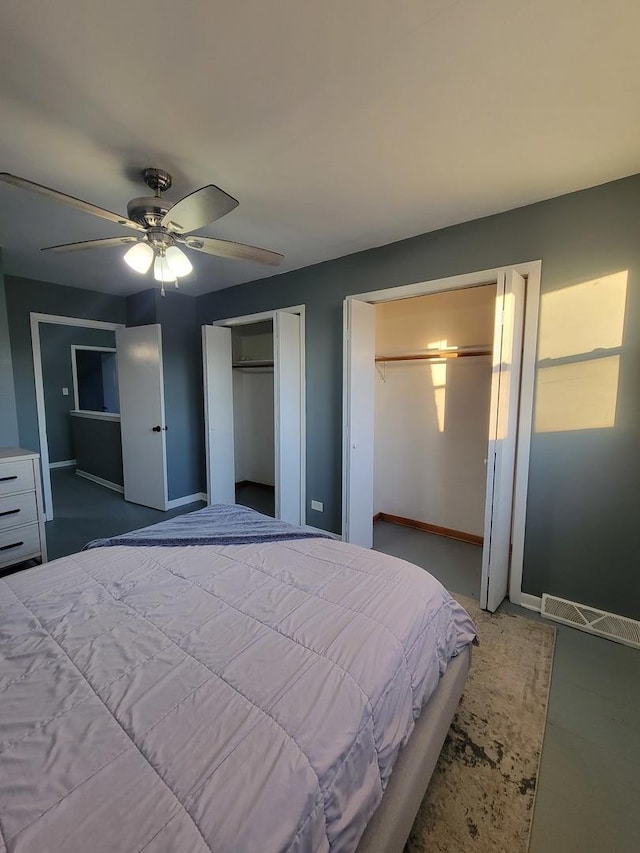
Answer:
374;512;483;546
235;480;275;492
49;459;76;469
75;469;124;494
519;593;543;613
166;492;207;509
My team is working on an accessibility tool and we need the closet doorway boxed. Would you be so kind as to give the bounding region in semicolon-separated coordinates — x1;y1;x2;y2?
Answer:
202;306;305;525
342;263;541;612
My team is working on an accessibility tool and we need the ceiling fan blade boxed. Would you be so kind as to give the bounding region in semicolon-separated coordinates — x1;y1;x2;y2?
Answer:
0;173;146;233
162;185;239;234
182;235;283;266
42;236;139;253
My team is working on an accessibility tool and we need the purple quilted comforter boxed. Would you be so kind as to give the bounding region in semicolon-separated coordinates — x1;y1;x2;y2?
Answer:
0;536;475;852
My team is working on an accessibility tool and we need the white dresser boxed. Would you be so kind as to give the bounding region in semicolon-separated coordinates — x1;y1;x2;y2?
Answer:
0;448;47;571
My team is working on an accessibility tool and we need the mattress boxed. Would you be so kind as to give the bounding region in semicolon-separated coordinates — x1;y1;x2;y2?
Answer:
0;534;475;852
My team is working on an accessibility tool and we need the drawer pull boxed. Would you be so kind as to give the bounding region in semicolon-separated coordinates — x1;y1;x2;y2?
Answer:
0;541;24;551
0;508;20;518
0;475;18;483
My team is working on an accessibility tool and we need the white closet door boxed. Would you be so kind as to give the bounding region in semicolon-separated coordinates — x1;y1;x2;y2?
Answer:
342;298;376;547
202;325;236;505
116;324;168;510
274;311;302;524
481;270;526;611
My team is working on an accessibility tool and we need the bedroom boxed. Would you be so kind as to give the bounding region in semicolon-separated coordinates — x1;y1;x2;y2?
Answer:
1;2;639;852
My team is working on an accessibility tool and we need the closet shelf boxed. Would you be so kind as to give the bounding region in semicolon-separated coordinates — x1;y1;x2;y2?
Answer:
375;345;492;363
232;359;274;369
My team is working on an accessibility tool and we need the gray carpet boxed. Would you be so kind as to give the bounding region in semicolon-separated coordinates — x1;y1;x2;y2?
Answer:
44;468;205;561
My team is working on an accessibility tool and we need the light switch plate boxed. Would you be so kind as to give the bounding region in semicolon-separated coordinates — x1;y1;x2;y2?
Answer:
311;500;323;512
62;387;69;396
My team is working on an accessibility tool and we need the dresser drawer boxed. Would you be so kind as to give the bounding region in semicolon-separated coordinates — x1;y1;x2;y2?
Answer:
0;460;35;497
0;523;41;568
0;492;38;532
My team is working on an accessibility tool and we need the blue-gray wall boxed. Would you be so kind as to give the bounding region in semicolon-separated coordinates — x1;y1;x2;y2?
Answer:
0;251;19;447
5;276;126;456
125;288;204;501
198;174;640;621
39;324;117;462
71;416;123;486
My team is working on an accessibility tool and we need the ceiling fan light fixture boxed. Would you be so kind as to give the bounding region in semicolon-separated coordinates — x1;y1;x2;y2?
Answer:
123;241;154;274
166;245;193;277
154;254;177;283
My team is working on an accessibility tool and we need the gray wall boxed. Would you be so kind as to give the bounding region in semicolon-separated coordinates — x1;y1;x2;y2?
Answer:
126;288;205;500
39;324;117;462
5;276;126;456
198;173;640;621
71;416;123;486
0;251;19;447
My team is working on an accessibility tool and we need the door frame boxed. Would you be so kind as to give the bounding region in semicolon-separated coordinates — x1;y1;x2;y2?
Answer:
30;312;125;521
342;261;541;608
208;304;306;524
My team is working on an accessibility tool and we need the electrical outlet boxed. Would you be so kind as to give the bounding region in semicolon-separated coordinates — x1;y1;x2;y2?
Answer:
62;387;69;396
311;500;323;512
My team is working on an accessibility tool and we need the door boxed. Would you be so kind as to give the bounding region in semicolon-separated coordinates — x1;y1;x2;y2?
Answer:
480;270;526;611
342;298;376;546
116;324;168;510
274;311;302;524
202;325;236;505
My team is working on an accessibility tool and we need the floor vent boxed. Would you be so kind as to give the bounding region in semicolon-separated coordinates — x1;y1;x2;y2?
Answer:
541;594;640;649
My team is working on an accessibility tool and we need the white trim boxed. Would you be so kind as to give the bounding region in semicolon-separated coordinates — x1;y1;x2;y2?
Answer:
30;313;124;521
70;344;117;412
49;459;76;469
344;260;542;609
208;304;307;526
519;593;543;613
75;468;124;494
166;492;207;509
70;410;121;422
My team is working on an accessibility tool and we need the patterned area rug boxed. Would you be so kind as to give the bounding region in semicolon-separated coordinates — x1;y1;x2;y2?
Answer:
406;596;556;853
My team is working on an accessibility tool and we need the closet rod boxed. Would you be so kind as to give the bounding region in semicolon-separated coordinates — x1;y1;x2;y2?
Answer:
232;359;274;369
375;346;492;363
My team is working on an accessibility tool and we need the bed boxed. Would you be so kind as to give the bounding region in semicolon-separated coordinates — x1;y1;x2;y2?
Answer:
0;505;476;853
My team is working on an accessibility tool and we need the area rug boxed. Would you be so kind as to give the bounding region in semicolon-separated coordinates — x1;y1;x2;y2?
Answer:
406;596;556;853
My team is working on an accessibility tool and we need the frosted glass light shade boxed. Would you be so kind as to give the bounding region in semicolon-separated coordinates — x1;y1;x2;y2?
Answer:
123;242;154;274
154;255;177;283
166;245;193;277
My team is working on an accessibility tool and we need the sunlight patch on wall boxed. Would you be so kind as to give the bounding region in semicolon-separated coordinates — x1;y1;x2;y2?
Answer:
536;356;620;433
535;271;627;433
426;339;448;432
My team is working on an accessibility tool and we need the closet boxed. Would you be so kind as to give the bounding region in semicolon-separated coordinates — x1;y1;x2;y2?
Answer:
374;284;497;591
231;321;275;516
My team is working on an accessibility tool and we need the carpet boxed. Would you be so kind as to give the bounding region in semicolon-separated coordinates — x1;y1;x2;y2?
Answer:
406;596;556;853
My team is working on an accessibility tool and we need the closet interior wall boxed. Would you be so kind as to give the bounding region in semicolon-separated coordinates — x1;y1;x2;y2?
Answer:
374;284;496;538
232;321;275;488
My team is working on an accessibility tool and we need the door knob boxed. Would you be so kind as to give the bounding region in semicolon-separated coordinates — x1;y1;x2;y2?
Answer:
152;425;167;432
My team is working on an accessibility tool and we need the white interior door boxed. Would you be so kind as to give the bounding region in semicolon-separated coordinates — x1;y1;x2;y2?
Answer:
343;298;376;546
274;311;302;524
202;325;236;505
116;324;168;510
481;270;526;611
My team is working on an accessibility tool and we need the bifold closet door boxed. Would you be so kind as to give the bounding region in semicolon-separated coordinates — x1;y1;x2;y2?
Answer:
202;325;236;505
116;324;168;510
274;311;302;525
480;270;526;612
342;298;376;547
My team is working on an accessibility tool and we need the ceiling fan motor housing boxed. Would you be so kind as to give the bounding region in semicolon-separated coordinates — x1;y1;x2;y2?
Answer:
126;196;172;228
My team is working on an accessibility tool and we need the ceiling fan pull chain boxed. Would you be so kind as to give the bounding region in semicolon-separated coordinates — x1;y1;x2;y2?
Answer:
160;283;165;298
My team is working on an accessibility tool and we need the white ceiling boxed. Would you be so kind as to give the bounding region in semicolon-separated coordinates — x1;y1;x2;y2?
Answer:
1;0;639;297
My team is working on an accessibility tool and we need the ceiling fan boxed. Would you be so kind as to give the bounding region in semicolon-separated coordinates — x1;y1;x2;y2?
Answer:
0;168;283;294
